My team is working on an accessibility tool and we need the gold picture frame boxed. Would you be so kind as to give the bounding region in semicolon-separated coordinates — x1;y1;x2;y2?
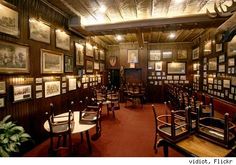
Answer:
55;29;70;51
128;49;138;63
44;81;61;98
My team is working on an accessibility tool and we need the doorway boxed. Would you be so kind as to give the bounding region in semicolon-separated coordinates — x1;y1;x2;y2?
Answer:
108;69;120;89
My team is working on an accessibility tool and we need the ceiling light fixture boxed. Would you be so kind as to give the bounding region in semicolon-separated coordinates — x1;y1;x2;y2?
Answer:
99;5;107;13
169;33;176;39
175;0;184;4
116;35;123;41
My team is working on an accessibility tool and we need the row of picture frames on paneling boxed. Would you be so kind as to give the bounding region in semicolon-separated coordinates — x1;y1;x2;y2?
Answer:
148;62;186;74
149;80;190;86
0;75;102;107
148;49;188;61
0;2;105;74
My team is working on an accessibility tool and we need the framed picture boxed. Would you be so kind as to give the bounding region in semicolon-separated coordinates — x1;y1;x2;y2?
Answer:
218;64;225;73
44;81;61;98
204;40;212;55
55;29;70;51
177;50;187;60
64;55;73;73
162;50;172;59
223;79;230;88
35;78;42;84
77;81;82;88
148;62;155;70
149;50;161;60
0;98;4;108
94;62;99;70
167;62;186;74
86;42;93;57
208;58;217;71
219;54;225;63
100;63;105;72
228;58;235;67
216;43;222;52
0;81;6;94
13;85;32;102
192;47;199;60
36;85;42;91
193;63;200;71
29;18;50;43
228;35;236;56
100;49;105;60
0;3;19;37
68;78;76;91
75;43;84;66
155;62;162;71
109;56;117;67
128;50;138;63
86;60;93;73
232;77;236;86
41;49;64;74
94;49;99;60
36;92;42;99
0;41;29;73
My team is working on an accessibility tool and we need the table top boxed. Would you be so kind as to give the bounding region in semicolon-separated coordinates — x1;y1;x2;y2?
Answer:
44;111;96;134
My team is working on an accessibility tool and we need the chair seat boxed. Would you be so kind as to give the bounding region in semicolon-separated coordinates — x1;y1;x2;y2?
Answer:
51;122;74;134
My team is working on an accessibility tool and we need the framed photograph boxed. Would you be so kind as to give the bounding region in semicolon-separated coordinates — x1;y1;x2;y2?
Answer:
216;43;222;52
75;43;84;66
0;3;19;37
208;58;217;71
228;35;236;56
64;55;73;73
44;81;61;98
218;54;225;63
41;49;64;74
155;62;162;71
128;50;138;63
223;79;230;88
94;62;99;70
35;78;42;84
62;82;66;88
177;50;187;60
62;88;66;94
86;60;93;73
68;78;76;91
0;81;6;94
228;58;235;67
86;42;93;57
162;50;172;59
100;49;105;60
94;49;99;60
55;29;70;51
36;92;42;99
218;64;225;73
0;41;29;73
232;77;236;86
0;98;4;108
13;85;32;102
193;63;199;71
167;62;186;74
149;50;161;60
100;63;105;72
204;40;212;55
29;18;50;43
36;85;42;91
192;47;199;60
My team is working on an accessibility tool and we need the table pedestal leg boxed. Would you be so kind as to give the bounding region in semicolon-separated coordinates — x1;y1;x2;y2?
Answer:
86;130;92;153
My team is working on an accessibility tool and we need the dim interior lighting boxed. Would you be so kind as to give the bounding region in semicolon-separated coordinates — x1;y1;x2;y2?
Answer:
99;5;107;13
169;33;176;39
175;0;184;3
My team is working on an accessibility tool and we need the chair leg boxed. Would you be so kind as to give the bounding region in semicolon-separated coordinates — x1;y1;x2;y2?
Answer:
80;132;84;143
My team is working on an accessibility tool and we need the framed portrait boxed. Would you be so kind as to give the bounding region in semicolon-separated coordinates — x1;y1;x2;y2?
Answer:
55;29;70;51
148;62;155;70
177;50;187;60
155;62;162;71
149;50;161;61
223;79;230;88
228;35;236;56
86;42;93;57
64;55;73;73
29;18;50;44
0;3;19;37
167;62;186;74
86;60;93;73
44;81;61;98
0;98;4;108
100;63;105;72
0;81;6;94
216;43;222;52
75;43;84;66
218;54;225;63
204;40;212;55
0;41;29;73
192;47;199;60
94;62;99;70
208;58;217;71
162;50;172;59
41;49;64;74
228;58;235;67
100;49;105;60
128;50;138;63
68;78;76;91
13;85;32;103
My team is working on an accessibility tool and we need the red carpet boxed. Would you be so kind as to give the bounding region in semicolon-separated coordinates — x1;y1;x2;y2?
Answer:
24;103;182;157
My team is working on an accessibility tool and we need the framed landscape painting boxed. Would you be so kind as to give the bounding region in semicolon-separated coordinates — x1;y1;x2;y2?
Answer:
162;50;172;59
177;50;187;60
13;85;32;103
75;43;84;66
0;41;29;73
29;18;50;43
208;58;217;71
0;3;19;37
55;29;70;51
86;42;93;57
167;62;186;74
149;50;161;60
41;49;64;74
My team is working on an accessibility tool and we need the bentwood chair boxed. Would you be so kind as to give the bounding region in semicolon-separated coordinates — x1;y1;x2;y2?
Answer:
46;103;74;156
106;88;120;118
